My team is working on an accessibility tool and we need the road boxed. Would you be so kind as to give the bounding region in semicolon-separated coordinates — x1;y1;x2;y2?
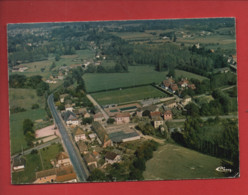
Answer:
11;137;60;159
47;94;89;182
86;94;109;120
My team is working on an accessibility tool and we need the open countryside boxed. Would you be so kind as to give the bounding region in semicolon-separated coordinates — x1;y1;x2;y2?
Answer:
143;144;225;180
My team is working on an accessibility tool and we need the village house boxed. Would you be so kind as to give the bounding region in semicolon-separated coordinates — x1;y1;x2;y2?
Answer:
77;141;88;154
164;110;173;120
84;153;98;170
153;116;164;129
88;133;97;141
34;166;77;184
162;77;175;90
170;83;179;93
56;166;77;183
188;84;196;90
65;104;74;112
150;111;161;119
33;168;57;184
55;152;72;168
62;111;79;126
105;151;121;164
115;112;130;125
60;94;69;103
73;127;86;142
12;156;26;172
91;122;113;148
94;112;104;122
84;112;91;118
178;78;189;88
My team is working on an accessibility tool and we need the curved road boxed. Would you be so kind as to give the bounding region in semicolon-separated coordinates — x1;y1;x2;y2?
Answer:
47;94;89;182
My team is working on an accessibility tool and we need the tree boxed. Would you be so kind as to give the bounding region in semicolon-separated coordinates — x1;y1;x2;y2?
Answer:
31;104;39;109
23;119;34;135
88;169;107;182
142;110;150;117
107;118;115;124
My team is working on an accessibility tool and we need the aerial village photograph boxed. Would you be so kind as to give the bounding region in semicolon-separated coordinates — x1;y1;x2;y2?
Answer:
8;18;239;184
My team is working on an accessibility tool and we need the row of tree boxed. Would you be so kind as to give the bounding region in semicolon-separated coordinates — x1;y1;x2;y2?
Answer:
9;74;49;96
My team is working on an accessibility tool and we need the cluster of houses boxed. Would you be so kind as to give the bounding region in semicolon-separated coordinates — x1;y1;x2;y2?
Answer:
34;152;77;183
161;77;196;94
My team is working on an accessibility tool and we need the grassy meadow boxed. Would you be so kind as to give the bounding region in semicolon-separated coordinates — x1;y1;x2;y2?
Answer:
143;143;225;180
91;85;167;105
83;66;208;93
10;109;48;155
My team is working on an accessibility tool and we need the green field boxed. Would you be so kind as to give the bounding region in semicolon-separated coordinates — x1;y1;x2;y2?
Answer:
83;66;208;93
10;109;48;155
40;143;63;170
91;85;167;105
9;88;45;110
12;153;42;184
143;143;225;180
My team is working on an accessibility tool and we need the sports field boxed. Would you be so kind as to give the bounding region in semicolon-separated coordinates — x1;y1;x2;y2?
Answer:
143;143;225;180
91;85;167;105
83;66;208;93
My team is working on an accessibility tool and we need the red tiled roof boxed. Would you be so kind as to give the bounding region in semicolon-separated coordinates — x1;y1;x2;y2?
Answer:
150;111;161;117
170;84;178;91
116;112;130;118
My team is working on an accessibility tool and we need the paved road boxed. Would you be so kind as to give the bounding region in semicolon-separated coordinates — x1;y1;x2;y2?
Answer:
86;94;109;120
11;138;60;159
47;94;89;182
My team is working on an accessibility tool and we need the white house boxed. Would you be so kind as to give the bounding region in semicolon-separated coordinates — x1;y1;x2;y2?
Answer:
74;127;86;142
105;152;121;164
55;152;72;168
62;111;79;126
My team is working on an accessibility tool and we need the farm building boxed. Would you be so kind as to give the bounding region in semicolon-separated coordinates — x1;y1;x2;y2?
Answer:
55;152;72;168
77;141;88;154
153;116;164;128
115;112;130;125
163;110;172;120
91;122;113;148
12;156;26;172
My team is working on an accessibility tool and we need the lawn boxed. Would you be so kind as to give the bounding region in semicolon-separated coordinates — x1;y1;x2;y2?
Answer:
9;88;46;110
83;66;208;93
10;109;48;155
143;143;225;180
12;153;42;184
39;143;63;170
91;85;167;105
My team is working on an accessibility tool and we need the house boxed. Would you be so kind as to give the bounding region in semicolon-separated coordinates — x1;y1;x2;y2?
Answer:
73;127;86;142
162;77;175;89
77;141;88;154
84;112;91;118
84;153;97;168
115;112;130;125
94;112;104;122
62;111;79;126
91;122;113;148
150;111;161;119
88;133;97;141
65;104;73;112
153;116;164;128
170;84;179;93
34;166;77;184
12;156;26;172
55;152;71;168
188;84;196;90
34;168;57;184
163;110;172;120
178;78;189;88
105;151;121;164
56;166;77;183
60;94;68;103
